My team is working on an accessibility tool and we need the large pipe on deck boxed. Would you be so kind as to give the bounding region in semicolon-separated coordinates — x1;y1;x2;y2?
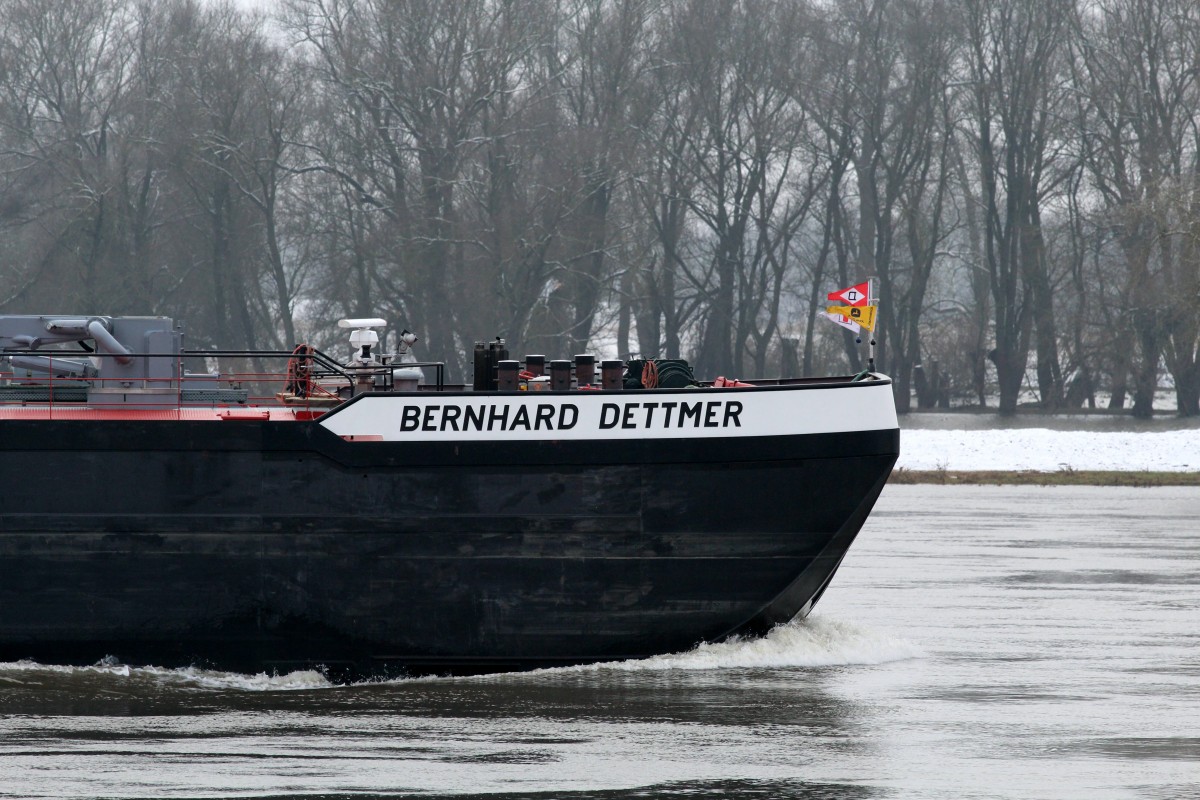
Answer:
88;320;134;365
10;355;91;377
50;318;135;366
44;318;90;335
83;321;130;367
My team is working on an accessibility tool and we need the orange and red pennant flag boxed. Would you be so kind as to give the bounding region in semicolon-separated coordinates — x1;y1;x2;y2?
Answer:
827;280;873;307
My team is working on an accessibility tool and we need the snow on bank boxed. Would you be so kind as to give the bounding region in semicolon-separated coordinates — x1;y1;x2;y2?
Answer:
897;428;1200;472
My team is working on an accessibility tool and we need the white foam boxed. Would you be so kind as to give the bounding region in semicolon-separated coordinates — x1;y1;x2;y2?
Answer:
150;665;334;691
0;659;333;691
0;617;921;689
450;616;924;682
590;616;923;672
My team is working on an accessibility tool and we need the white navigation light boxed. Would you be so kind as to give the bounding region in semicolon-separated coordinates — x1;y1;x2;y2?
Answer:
338;318;386;360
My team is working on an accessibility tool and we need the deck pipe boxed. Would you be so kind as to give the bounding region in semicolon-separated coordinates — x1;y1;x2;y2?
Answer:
524;354;545;378
601;359;623;391
574;354;595;387
549;360;572;391
497;360;519;391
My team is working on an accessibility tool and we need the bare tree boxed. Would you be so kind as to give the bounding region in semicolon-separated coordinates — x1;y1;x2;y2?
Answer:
287;0;550;370
541;0;653;355
816;0;958;409
1073;0;1200;416
963;0;1072;414
0;0;132;311
649;0;816;377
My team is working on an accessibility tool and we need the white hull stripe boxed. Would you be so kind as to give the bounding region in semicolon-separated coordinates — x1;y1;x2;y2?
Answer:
318;382;899;442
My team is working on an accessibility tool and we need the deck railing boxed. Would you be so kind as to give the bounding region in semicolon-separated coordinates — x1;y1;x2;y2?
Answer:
0;348;446;415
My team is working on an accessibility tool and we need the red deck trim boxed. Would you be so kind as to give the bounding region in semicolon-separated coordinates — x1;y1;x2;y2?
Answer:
0;407;317;421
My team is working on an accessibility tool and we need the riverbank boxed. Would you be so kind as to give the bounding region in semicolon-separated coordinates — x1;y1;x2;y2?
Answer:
897;421;1200;474
889;468;1200;486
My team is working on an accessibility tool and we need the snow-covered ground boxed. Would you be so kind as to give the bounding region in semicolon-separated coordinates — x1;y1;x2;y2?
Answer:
898;415;1200;472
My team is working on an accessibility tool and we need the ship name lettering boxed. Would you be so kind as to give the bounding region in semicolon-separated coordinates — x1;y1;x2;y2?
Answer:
487;404;509;430
599;400;742;429
679;401;702;426
398;403;579;432
511;404;532;430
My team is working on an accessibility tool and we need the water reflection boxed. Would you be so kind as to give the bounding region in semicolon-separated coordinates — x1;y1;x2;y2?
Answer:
0;661;870;728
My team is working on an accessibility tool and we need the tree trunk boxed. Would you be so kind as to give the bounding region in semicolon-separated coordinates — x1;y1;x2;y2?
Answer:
1130;314;1158;418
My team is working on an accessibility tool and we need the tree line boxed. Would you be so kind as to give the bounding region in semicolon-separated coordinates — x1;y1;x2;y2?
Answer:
2;0;1198;415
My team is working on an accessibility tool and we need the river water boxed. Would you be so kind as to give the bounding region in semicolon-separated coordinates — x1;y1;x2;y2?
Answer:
2;485;1197;799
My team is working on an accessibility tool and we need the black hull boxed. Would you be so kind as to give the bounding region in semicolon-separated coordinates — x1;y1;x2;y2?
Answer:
0;419;898;677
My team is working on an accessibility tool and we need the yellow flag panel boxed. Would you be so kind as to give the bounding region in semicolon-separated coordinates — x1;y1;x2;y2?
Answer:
826;305;876;331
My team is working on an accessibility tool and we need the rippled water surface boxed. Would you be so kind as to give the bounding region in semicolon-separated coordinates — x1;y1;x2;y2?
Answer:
2;485;1198;799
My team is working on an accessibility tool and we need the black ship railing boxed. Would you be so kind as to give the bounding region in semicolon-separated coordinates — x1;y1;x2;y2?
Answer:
180;348;445;394
0;348;446;415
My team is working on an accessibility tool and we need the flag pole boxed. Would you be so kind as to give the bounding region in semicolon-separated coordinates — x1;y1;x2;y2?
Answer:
867;278;877;375
823;279;877;375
